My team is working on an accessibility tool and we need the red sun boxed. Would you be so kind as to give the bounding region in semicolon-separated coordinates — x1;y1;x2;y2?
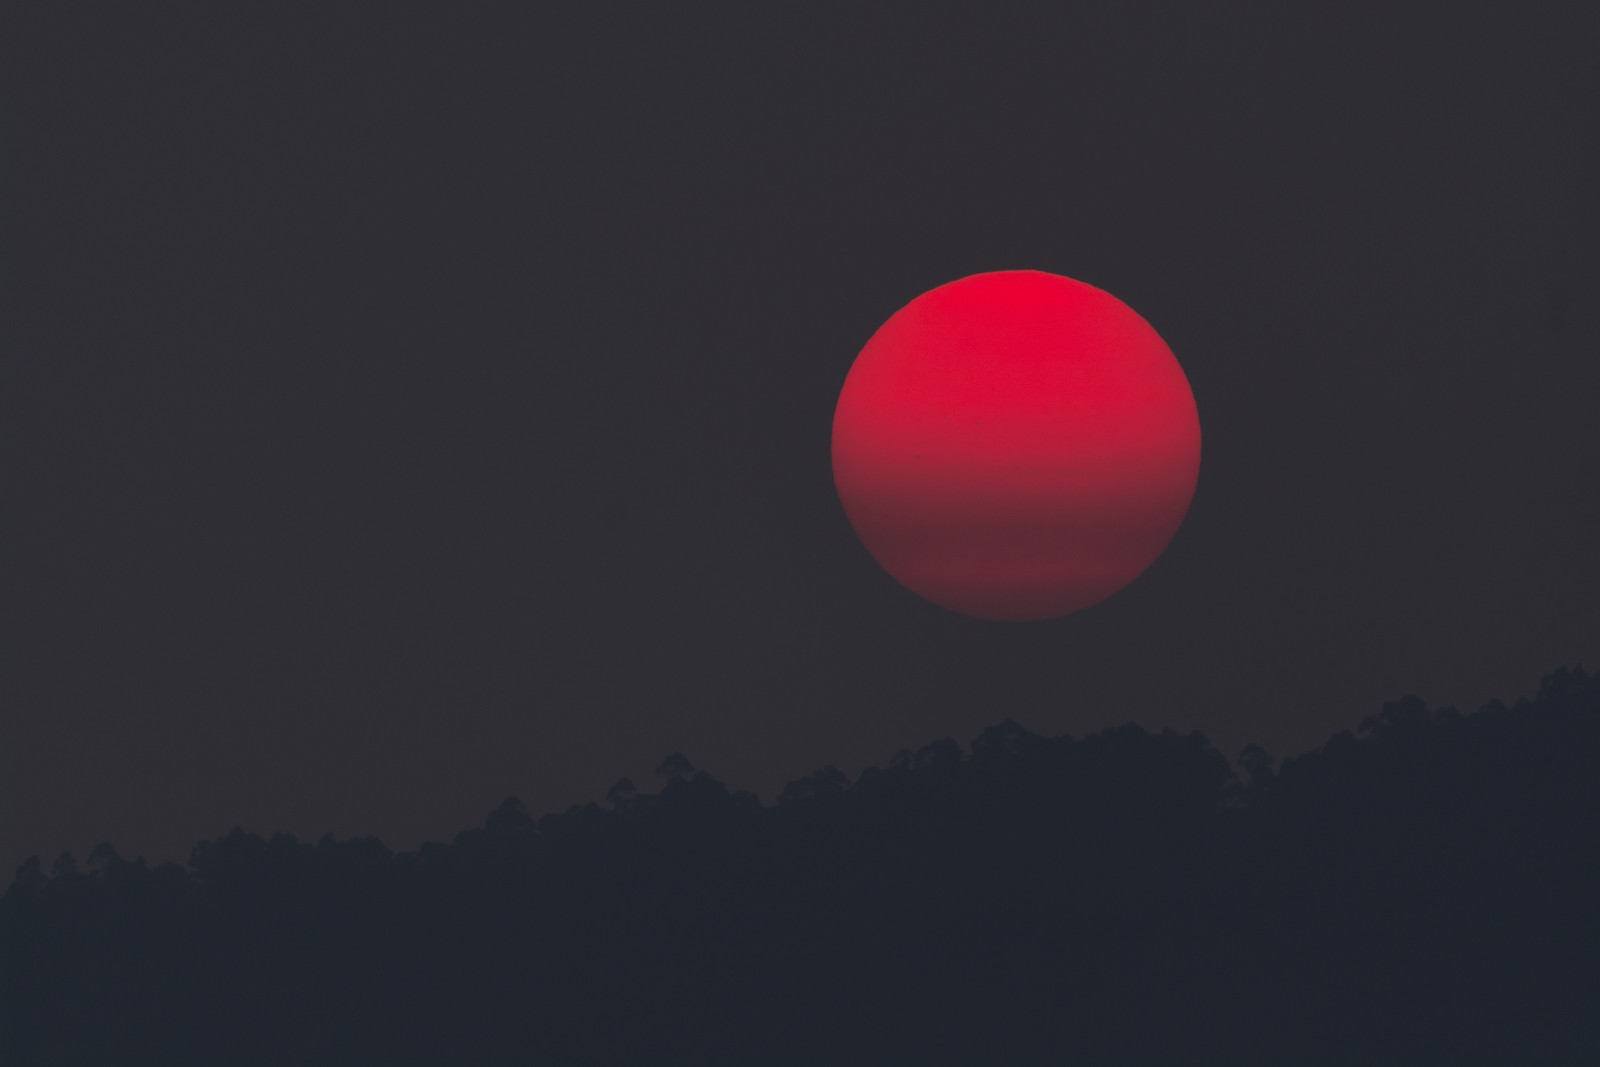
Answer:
831;270;1200;621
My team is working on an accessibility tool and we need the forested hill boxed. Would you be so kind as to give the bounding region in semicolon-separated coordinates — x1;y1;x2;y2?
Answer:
4;667;1596;1066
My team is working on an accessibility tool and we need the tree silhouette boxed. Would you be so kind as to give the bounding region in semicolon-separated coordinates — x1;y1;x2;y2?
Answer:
2;666;1596;1065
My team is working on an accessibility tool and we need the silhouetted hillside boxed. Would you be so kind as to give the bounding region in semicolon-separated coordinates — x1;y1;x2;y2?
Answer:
4;668;1596;1065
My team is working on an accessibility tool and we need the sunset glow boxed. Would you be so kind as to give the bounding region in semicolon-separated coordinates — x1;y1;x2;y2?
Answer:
832;271;1201;620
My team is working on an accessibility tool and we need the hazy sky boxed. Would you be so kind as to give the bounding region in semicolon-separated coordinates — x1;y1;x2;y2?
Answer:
7;2;1597;876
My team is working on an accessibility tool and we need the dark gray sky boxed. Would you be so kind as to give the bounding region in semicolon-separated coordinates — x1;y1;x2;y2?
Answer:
6;2;1597;876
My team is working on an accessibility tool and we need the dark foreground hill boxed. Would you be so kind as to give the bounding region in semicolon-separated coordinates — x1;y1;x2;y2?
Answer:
4;667;1597;1066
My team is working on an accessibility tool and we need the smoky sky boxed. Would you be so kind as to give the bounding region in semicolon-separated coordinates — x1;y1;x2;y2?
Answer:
5;2;1597;875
